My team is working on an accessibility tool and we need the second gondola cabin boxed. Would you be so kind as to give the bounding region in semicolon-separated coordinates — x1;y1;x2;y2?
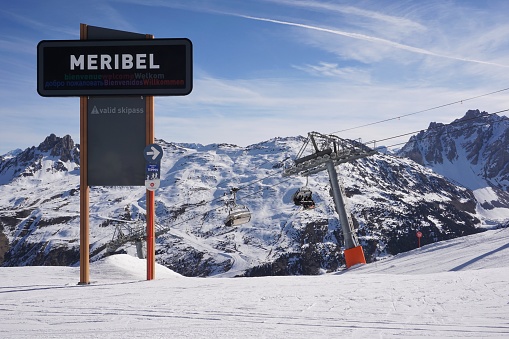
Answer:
224;187;252;226
292;187;315;209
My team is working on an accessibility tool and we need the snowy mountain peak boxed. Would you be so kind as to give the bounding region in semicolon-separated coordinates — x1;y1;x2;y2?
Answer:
0;148;22;160
398;110;509;220
458;108;487;121
37;134;78;163
0;134;80;185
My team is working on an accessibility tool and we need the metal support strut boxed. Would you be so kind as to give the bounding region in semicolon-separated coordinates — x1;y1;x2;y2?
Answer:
326;160;358;249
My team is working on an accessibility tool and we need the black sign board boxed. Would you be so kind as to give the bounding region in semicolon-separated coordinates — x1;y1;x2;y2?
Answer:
37;39;192;96
87;96;146;186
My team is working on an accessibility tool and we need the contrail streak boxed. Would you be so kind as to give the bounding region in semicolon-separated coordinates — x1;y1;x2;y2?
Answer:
238;14;509;68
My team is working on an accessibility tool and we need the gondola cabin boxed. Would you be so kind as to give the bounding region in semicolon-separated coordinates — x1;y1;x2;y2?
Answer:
224;205;251;227
292;187;315;209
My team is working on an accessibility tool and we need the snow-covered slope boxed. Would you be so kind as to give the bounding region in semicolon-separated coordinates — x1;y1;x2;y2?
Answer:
1;227;508;338
0;133;495;276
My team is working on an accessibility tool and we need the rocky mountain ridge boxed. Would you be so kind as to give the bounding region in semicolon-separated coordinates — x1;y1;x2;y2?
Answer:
398;109;509;214
0;134;79;185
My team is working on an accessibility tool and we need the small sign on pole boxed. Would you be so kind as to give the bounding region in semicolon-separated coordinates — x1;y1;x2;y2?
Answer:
144;143;163;191
145;163;161;191
416;231;423;248
143;143;163;163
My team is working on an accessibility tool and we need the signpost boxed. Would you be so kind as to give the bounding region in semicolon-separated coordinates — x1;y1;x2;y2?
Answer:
417;231;423;248
38;23;193;284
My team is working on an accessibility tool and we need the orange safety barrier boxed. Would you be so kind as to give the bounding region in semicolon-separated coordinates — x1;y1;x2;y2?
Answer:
344;245;367;268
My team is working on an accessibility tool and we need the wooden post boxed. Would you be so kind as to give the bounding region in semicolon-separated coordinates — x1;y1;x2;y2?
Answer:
79;23;90;285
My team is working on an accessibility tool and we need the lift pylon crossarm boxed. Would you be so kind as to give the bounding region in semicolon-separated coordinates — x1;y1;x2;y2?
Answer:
284;132;376;177
294;148;332;165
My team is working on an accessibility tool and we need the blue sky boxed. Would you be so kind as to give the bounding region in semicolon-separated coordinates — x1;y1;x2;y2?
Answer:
2;0;509;155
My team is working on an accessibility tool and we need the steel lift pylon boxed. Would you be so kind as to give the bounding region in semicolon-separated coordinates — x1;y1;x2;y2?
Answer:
283;132;376;268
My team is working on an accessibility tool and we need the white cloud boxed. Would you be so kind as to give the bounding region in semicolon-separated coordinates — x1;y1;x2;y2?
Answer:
237;14;509;69
0;9;77;38
292;62;372;84
265;0;426;35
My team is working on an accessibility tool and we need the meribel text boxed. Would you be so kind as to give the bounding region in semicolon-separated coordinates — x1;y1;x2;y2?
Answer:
70;54;160;70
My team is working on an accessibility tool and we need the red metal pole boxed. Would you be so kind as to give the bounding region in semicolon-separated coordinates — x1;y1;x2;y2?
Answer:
146;189;155;280
146;87;155;280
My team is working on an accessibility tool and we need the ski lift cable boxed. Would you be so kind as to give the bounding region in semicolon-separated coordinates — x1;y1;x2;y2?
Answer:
138;142;298;228
161;167;288;219
167;157;303;219
381;110;509;150
149;89;509;218
115;152;293;238
157;154;291;216
329;87;509;135
155;109;509;237
147;163;306;236
155;108;507;233
145;107;509;241
369;108;509;147
238;176;295;201
146;105;509;236
152;175;296;236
